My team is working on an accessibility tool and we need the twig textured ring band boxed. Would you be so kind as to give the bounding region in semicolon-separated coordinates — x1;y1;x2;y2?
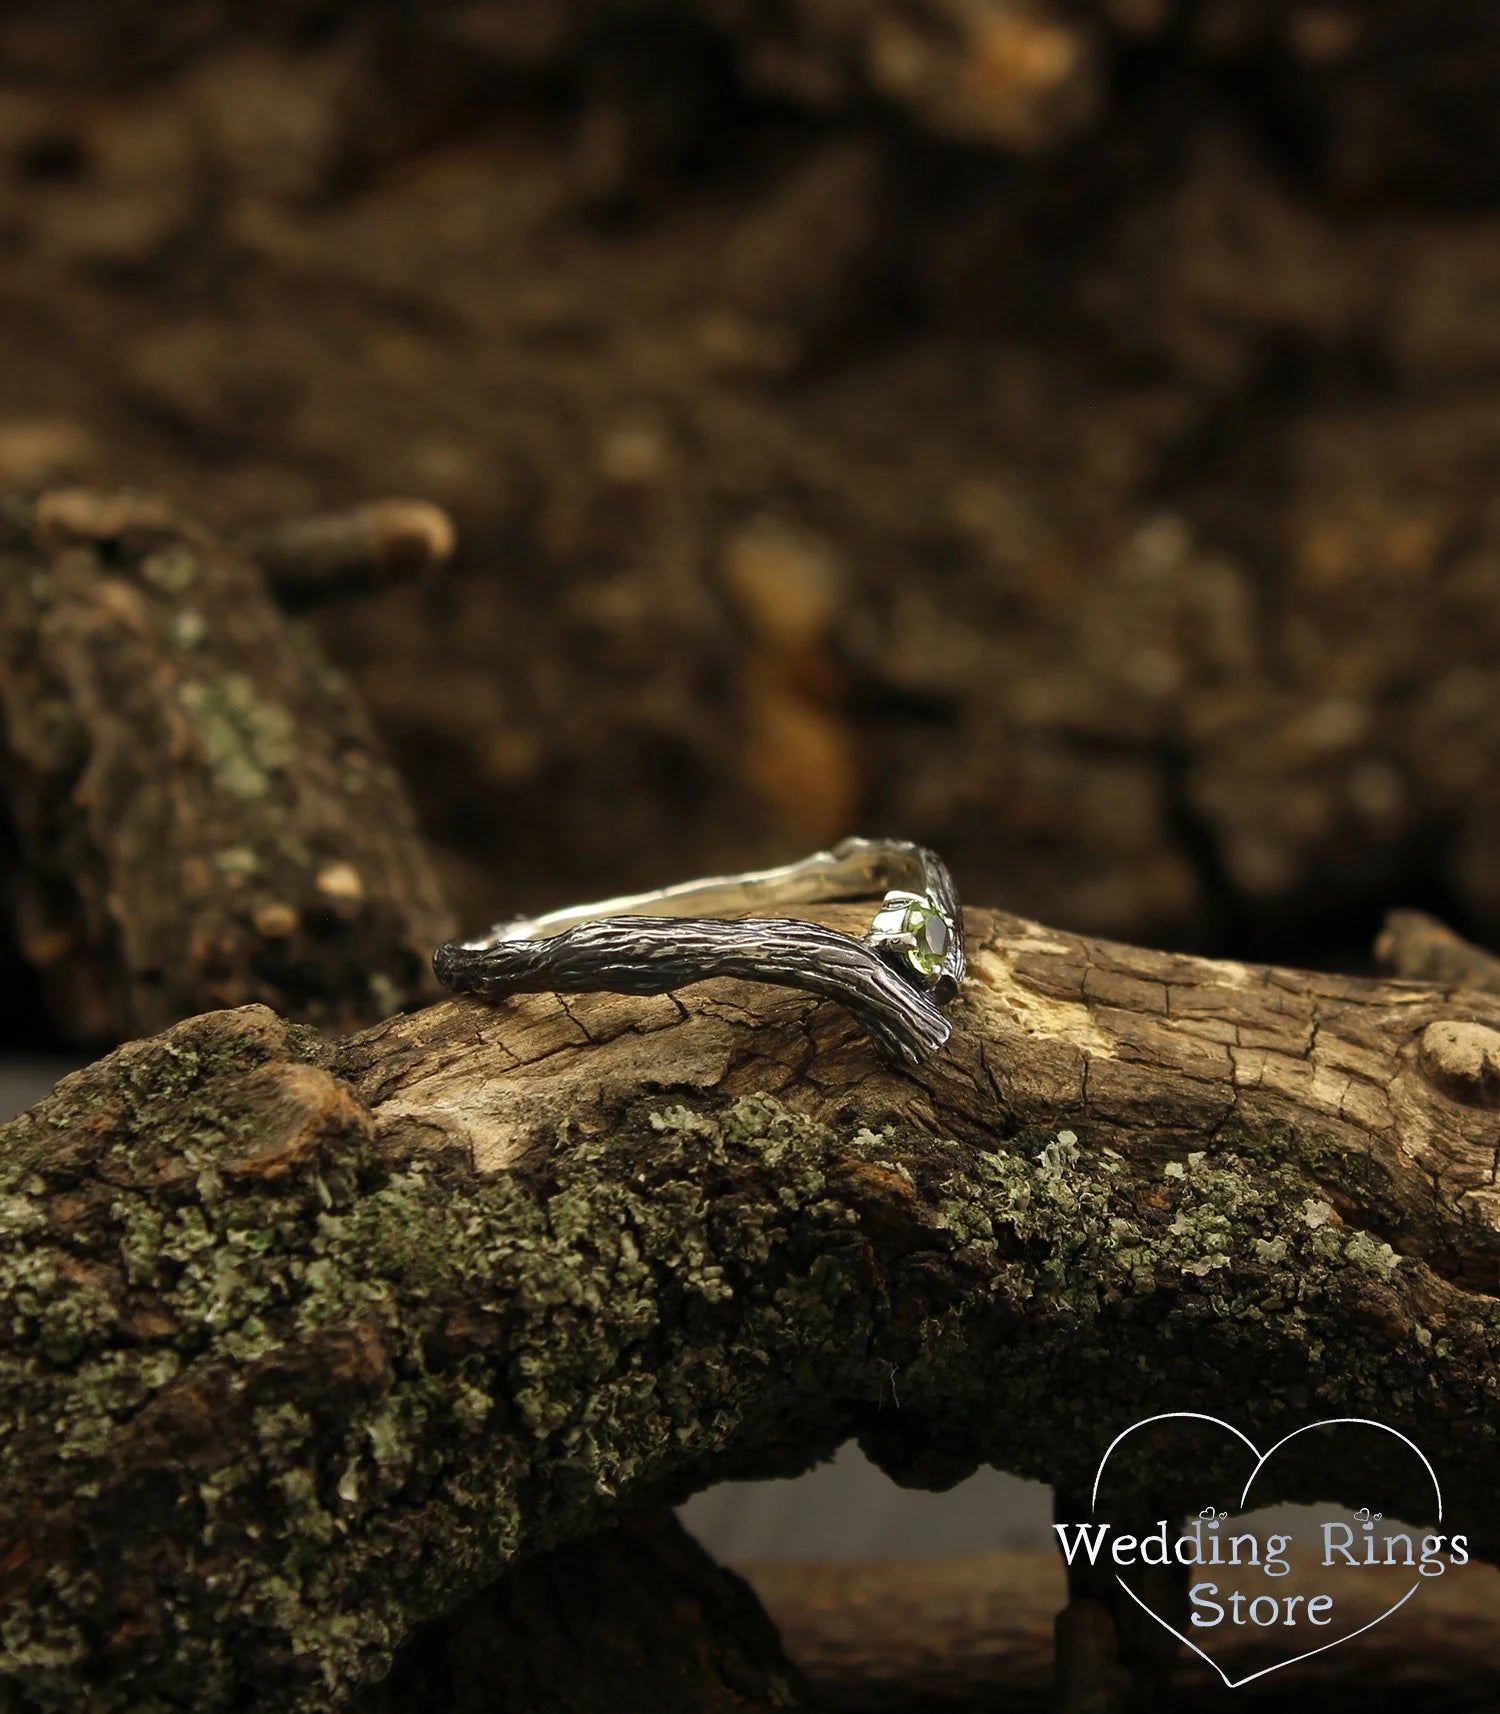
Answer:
432;837;966;1066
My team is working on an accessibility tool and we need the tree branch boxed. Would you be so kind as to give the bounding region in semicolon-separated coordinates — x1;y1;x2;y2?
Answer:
0;489;454;1041
2;904;1498;1711
1376;908;1500;996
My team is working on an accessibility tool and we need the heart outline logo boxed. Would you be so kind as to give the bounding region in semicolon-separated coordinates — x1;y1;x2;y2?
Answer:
1089;1412;1443;1689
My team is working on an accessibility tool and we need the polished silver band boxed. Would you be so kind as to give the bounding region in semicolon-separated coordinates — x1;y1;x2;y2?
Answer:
432;837;965;1066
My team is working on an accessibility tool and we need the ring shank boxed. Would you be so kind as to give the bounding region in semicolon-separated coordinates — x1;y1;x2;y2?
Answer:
436;837;965;1067
462;837;957;949
436;913;952;1066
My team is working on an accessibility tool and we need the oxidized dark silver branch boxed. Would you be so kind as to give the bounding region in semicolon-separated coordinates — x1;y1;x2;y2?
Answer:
433;837;966;1066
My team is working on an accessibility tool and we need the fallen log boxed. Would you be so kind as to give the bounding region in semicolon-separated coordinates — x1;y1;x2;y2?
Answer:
750;1545;1500;1712
1;904;1497;1711
0;489;454;1042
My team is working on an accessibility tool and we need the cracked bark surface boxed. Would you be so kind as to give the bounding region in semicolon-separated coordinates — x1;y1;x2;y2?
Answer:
1;902;1497;1712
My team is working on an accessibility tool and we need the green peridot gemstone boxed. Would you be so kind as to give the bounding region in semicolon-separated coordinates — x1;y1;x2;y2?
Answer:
902;902;950;977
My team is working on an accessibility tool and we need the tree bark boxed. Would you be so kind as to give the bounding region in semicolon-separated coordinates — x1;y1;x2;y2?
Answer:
0;488;454;1042
1;903;1498;1712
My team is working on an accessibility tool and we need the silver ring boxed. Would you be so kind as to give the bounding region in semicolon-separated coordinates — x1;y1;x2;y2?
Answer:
432;837;966;1066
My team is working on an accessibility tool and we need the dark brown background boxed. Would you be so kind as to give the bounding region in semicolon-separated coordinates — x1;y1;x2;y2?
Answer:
4;0;1500;1061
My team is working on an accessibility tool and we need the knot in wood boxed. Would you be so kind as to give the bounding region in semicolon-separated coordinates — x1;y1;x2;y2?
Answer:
1417;1019;1500;1108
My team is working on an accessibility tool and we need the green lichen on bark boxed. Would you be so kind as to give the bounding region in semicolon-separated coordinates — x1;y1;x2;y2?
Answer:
0;1023;896;1710
176;673;300;801
1;1005;1497;1712
0;490;454;1040
855;1117;1480;1498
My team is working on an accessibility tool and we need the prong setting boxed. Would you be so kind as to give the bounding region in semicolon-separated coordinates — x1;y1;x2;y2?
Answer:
867;889;957;987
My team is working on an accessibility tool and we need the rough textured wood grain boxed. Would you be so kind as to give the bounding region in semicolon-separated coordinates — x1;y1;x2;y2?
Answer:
1;903;1497;1711
0;488;454;1041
